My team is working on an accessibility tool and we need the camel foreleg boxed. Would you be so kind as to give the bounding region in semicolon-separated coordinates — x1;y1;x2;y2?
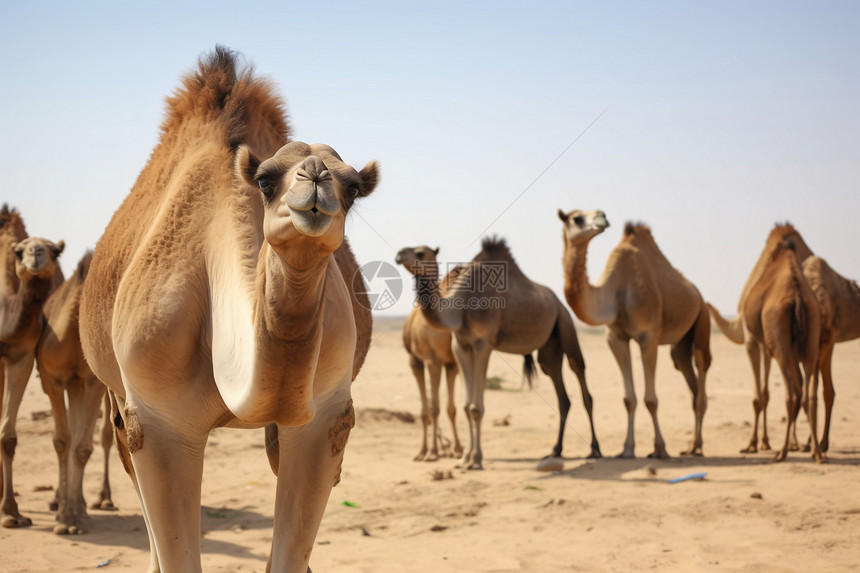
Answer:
268;391;354;573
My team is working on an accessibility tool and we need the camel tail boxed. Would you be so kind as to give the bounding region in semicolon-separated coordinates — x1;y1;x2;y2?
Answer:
705;302;745;344
523;354;537;389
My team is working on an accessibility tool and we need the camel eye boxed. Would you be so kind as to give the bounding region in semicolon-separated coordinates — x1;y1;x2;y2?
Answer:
573;216;584;226
258;178;271;190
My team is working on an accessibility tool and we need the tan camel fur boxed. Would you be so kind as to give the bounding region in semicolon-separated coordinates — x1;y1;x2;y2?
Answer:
411;236;601;470
0;204;65;528
742;240;821;462
36;251;115;535
801;255;860;458
559;210;711;458
78;48;379;573
706;223;814;452
395;246;462;461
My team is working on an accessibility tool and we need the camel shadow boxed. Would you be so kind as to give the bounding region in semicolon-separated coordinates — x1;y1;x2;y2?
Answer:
29;505;274;563
487;449;860;482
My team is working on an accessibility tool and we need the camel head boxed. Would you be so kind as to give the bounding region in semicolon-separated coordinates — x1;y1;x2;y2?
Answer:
11;237;64;280
236;141;379;255
395;245;440;277
558;209;610;246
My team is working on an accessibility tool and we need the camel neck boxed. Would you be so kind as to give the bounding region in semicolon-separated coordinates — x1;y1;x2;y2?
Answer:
414;273;460;331
562;240;611;327
260;247;329;342
0;275;52;342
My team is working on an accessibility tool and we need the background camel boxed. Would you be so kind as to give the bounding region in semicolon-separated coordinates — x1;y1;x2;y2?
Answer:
558;209;711;458
1;204;65;528
36;251;115;535
412;236;600;470
78;47;379;573
706;223;814;452
742;240;821;462
801;255;860;458
396;246;462;461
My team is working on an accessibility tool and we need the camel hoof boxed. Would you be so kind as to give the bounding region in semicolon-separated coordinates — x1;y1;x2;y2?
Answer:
466;463;484;470
771;451;787;463
587;447;603;459
760;441;771;451
615;451;635;459
739;445;757;454
801;443;811;453
425;453;439;462
680;449;703;457
93;499;117;511
647;450;670;460
537;457;564;472
53;524;84;535
813;454;829;464
1;515;32;528
413;452;426;462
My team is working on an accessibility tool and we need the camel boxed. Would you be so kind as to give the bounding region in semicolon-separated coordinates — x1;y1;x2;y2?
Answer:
0;204;65;528
706;223;814;452
558;209;711;458
36;251;115;535
742;240;821;462
800;255;860;458
78;48;379;573
410;236;601;470
395;246;462;461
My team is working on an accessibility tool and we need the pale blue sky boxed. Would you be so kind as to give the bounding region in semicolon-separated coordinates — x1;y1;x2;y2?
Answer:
2;1;858;318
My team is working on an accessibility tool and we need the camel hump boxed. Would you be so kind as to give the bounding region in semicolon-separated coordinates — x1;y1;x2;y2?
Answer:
164;45;289;153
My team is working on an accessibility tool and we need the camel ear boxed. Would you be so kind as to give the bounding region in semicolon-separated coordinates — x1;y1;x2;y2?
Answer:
51;240;65;258
235;145;261;186
11;242;23;260
356;161;380;198
557;209;568;223
434;247;440;256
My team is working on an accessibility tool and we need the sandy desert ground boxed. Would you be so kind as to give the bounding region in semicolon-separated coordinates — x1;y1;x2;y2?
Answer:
1;318;858;572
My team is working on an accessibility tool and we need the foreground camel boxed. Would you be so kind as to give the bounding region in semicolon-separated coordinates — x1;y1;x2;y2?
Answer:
410;236;601;470
801;256;860;457
1;204;65;528
395;246;462;461
706;223;814;452
79;48;379;573
742;240;821;462
558;210;711;458
36;251;115;535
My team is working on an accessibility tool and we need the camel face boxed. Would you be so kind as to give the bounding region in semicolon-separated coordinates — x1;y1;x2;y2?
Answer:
395;245;440;276
239;142;379;251
12;237;64;279
558;209;609;245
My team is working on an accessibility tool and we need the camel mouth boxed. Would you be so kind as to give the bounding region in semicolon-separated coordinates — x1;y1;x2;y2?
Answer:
290;209;334;237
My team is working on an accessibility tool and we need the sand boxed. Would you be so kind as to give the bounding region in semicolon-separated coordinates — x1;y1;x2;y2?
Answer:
1;320;858;572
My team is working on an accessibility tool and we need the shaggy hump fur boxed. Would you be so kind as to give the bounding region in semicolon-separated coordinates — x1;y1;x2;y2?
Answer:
162;45;290;153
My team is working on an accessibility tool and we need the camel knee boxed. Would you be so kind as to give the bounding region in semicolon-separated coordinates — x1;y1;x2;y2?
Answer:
447;404;457;419
645;399;658;416
429;404;440;419
74;444;94;467
1;436;18;459
467;404;483;422
53;437;69;456
623;397;636;414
